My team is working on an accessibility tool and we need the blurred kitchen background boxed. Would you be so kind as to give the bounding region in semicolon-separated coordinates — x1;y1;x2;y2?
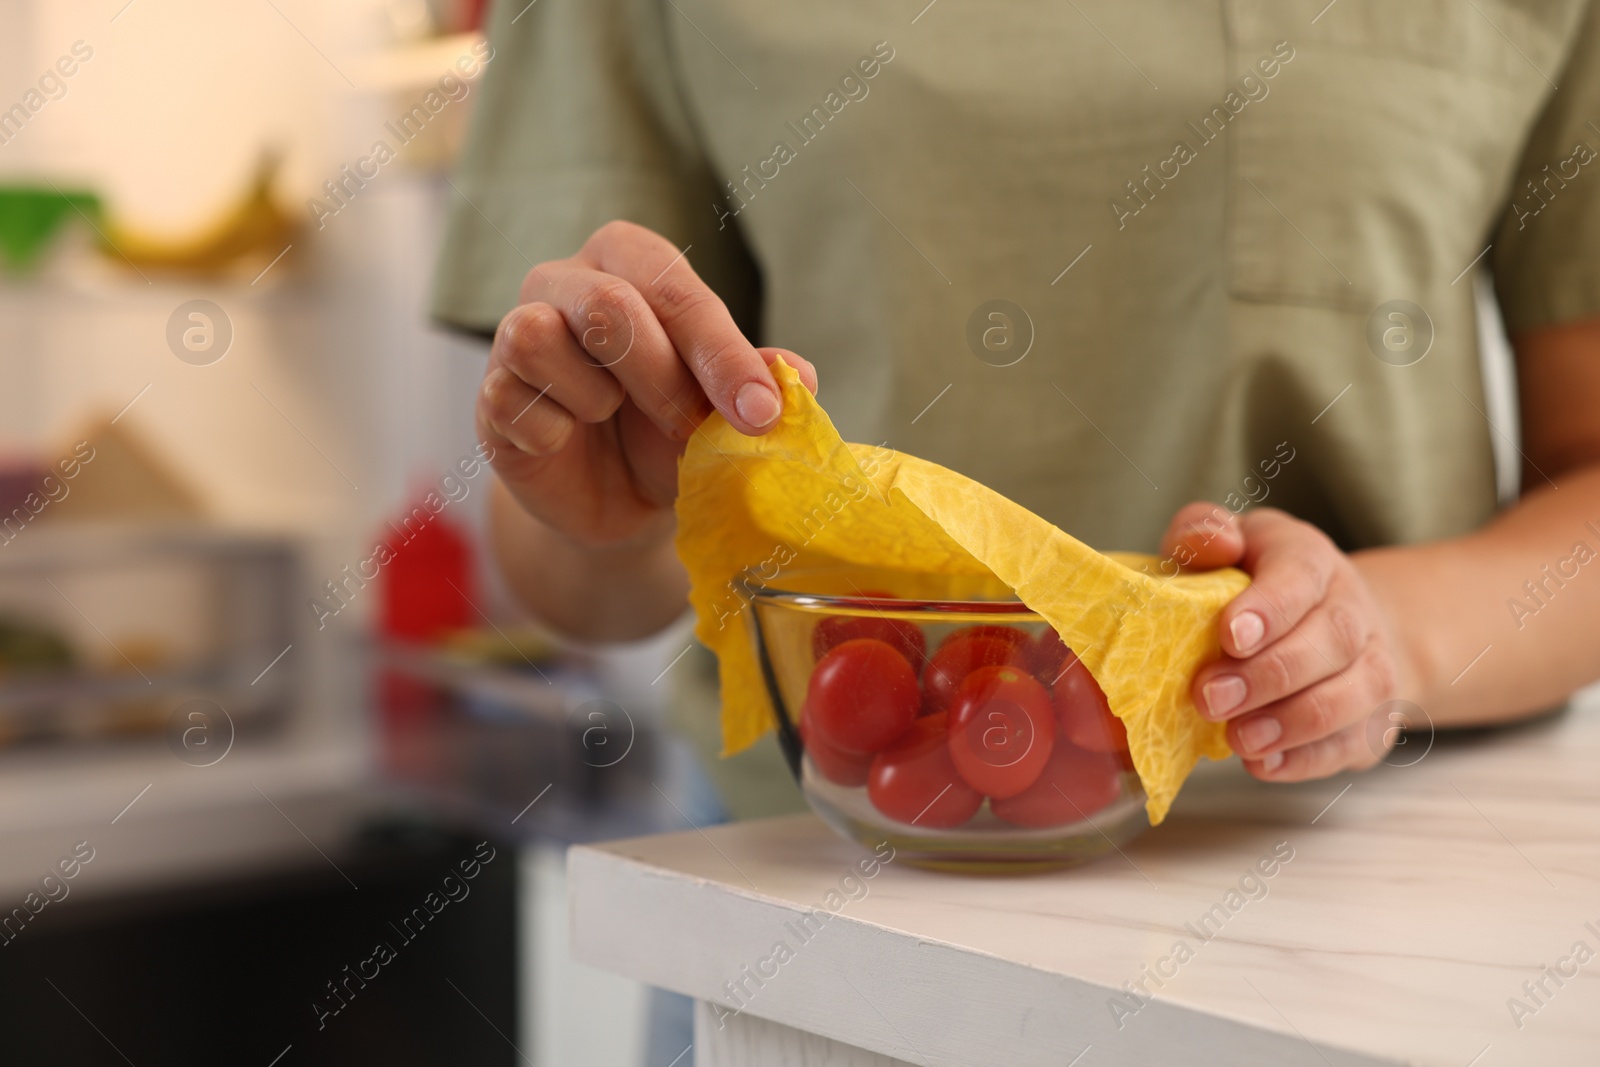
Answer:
0;2;704;1063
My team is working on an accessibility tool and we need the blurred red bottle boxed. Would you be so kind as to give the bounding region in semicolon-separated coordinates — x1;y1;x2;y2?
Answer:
379;506;475;642
377;503;476;747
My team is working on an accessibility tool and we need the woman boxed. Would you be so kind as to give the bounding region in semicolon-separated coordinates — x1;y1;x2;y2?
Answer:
434;0;1600;803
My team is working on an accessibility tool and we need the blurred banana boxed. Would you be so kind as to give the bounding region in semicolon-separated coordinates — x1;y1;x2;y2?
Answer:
101;151;298;277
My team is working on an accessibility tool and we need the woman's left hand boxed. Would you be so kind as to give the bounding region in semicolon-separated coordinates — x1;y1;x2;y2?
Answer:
1159;502;1407;781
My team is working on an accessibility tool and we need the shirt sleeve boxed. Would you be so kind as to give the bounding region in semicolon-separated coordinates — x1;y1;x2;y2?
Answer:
430;0;759;337
1491;0;1600;336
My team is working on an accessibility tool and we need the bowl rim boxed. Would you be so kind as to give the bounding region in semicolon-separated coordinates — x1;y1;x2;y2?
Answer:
739;565;1041;617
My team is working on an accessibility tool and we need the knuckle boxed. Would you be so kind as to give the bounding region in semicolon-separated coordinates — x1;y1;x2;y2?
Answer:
1248;508;1298;544
1269;571;1321;621
597;372;627;410
523;407;576;456
1174;501;1230;537
478;367;529;429
1267;747;1310;781
1266;508;1328;546
577;310;635;368
473;410;504;455
1323;604;1368;662
1290;565;1326;607
572;375;627;424
655;374;707;425
1283;747;1330;782
591;218;649;249
580;277;641;330
518;262;561;301
496;303;563;365
1297;683;1343;738
1255;647;1298;699
1199;502;1237;531
652;276;720;330
1303;518;1338;551
1364;644;1399;703
1281;735;1338;781
689;337;754;394
1297;523;1341;570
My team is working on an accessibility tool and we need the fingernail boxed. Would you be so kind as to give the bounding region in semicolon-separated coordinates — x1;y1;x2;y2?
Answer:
1237;717;1282;755
1202;675;1247;718
1230;611;1266;653
1260;751;1284;774
734;381;781;428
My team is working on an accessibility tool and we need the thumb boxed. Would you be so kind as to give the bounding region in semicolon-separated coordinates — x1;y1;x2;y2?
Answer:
1159;501;1245;571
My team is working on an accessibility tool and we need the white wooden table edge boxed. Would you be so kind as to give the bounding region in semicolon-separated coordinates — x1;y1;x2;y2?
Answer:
569;837;1398;1067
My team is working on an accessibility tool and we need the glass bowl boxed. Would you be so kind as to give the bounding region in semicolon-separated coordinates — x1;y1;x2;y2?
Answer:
745;567;1148;872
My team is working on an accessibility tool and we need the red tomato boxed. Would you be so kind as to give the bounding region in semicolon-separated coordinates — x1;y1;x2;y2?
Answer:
990;740;1126;827
946;666;1055;798
1052;653;1129;753
811;616;926;668
954;624;1031;650
806;638;920;755
1024;629;1070;681
867;713;983;828
921;633;1024;713
799;702;874;787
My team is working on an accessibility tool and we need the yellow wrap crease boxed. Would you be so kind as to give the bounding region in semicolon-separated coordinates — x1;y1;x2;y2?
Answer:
676;360;1249;823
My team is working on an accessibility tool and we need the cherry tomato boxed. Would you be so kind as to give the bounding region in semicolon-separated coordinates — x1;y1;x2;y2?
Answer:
806;638;919;754
1052;653;1129;753
946;666;1055;798
1024;629;1070;681
811;614;925;668
990;739;1125;827
866;713;983;828
953;624;1030;650
799;701;874;786
921;633;1024;713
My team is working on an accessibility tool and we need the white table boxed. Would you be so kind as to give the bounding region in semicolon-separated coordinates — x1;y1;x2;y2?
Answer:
571;690;1600;1066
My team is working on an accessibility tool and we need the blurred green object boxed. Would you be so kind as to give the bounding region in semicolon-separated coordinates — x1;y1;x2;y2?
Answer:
0;615;75;675
0;186;103;273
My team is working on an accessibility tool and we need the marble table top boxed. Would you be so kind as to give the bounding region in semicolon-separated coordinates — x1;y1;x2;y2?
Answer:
571;687;1600;1066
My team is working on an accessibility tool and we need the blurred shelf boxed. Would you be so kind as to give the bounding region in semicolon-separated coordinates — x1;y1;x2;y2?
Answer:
373;638;693;846
0;732;392;900
0;732;366;835
0;522;300;569
0;244;326;303
375;637;581;723
0;666;216;709
351;32;485;92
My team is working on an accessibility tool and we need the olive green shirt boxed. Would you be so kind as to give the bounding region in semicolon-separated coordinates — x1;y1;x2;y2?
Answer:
433;0;1600;816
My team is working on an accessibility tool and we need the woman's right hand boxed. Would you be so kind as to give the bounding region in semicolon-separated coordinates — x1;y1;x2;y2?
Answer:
476;220;817;555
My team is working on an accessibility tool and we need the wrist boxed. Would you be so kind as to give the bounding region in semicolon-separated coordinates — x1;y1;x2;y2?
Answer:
544;510;679;566
491;482;688;641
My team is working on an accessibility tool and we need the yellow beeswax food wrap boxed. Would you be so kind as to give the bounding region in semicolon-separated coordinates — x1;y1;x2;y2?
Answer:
676;359;1250;824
